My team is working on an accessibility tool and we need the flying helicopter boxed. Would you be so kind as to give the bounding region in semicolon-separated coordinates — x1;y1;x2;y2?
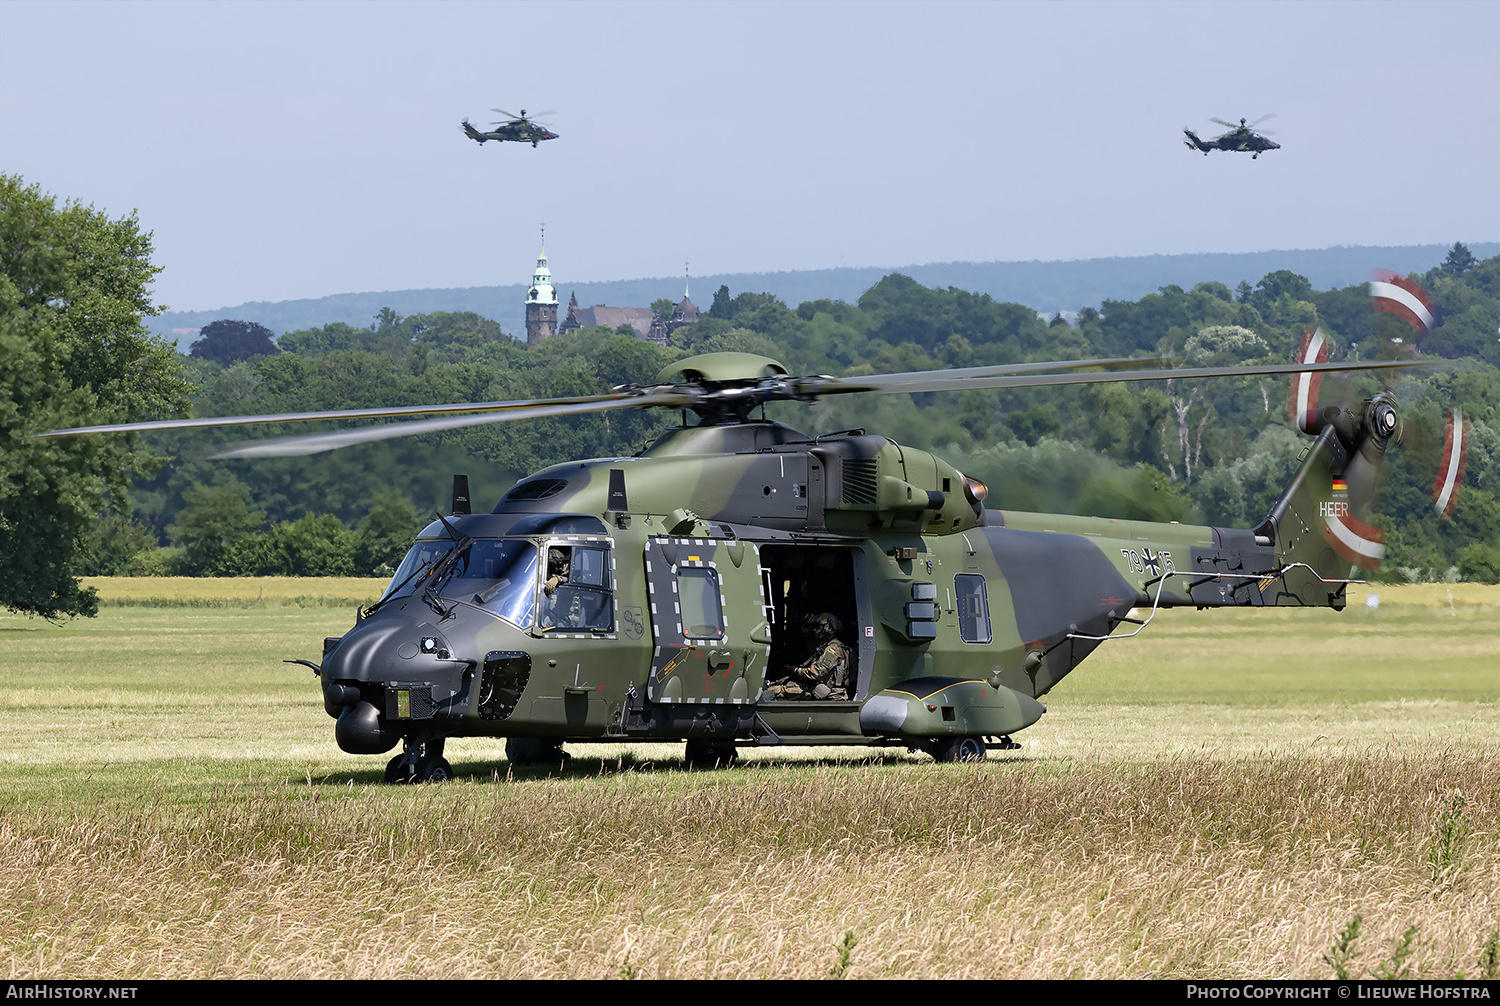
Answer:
462;108;559;148
41;350;1435;781
1183;116;1280;158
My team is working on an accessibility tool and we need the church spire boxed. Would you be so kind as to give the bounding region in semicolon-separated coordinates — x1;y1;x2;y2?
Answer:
525;224;558;345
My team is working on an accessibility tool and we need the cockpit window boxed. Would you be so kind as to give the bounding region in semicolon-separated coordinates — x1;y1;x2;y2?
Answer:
381;539;456;601
383;539;539;628
538;544;613;633
570;547;607;587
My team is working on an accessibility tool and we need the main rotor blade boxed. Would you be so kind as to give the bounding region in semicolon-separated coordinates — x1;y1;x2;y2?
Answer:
211;391;689;458
801;358;1437;398
1211;117;1237;128
813;356;1165;394
491;108;519;119
1250;113;1277;126
33;392;668;440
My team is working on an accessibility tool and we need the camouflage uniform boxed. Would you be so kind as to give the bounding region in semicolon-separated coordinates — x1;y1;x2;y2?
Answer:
543;548;569;596
768;617;852;699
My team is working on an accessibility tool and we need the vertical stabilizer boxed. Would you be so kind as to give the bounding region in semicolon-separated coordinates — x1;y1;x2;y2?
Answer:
1254;396;1399;602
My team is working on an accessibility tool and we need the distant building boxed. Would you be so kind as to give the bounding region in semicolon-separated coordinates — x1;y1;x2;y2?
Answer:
547;256;699;346
670;286;700;330
559;299;658;340
524;244;558;346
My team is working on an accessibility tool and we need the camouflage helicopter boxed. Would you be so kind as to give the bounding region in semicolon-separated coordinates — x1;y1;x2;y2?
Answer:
1184;115;1280;158
42;350;1428;781
461;108;559;148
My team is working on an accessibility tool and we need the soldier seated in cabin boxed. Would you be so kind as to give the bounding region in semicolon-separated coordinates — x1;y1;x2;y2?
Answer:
766;612;851;700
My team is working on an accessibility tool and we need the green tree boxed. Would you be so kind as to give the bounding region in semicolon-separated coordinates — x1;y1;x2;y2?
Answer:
76;513;163;576
189;319;280;365
219;513;356;576
709;284;733;319
355;491;423;575
0;175;192;617
1442;242;1476;277
168;479;265;575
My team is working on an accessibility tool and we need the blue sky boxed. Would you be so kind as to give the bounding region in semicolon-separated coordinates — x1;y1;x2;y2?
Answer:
3;1;1495;312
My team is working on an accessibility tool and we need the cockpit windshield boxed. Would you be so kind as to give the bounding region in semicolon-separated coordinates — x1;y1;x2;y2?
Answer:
382;539;538;628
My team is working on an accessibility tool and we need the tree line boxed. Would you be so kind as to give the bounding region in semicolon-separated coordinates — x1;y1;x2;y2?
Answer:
3;169;1496;618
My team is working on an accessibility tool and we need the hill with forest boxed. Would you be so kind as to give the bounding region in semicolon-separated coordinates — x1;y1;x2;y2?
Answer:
152;243;1498;346
90;243;1500;586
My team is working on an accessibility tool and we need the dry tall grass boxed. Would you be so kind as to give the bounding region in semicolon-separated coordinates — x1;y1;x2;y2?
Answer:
1;754;1495;978
0;581;1494;978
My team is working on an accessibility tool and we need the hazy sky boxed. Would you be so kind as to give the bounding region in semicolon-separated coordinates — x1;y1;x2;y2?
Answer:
3;1;1495;312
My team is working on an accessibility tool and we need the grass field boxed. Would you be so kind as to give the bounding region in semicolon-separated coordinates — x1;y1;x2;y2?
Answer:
0;580;1495;978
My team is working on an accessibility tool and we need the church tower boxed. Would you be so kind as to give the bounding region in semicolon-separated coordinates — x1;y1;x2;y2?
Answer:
524;239;558;346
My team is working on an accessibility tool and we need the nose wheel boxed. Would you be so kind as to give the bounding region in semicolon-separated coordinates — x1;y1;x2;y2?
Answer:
384;736;450;783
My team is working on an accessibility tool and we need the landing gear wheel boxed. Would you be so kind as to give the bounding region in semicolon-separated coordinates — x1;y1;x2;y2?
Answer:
927;736;987;764
386;737;446;783
417;756;452;783
385;753;415;784
684;739;738;769
505;737;571;767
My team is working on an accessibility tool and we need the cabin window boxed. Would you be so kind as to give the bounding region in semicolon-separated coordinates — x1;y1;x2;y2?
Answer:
955;573;992;644
677;567;725;640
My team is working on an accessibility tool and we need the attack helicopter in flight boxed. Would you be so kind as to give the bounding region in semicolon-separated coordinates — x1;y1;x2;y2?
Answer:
462;108;558;148
41;350;1431;781
1184;115;1280;158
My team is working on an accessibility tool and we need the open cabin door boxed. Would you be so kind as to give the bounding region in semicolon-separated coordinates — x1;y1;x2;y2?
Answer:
644;537;772;705
757;544;873;701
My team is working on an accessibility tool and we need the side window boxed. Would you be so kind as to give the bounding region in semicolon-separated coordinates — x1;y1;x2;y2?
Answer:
955;573;991;644
539;543;612;633
570;547;607;587
677;567;725;640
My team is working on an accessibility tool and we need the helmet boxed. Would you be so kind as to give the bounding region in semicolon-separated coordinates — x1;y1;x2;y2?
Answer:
806;612;841;642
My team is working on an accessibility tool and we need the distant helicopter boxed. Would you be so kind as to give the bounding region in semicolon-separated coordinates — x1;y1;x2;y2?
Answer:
462;108;559;148
1184;116;1280;158
41;350;1438;781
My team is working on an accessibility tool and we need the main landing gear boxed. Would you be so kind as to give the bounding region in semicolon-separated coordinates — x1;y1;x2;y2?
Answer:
920;735;1021;763
684;738;739;768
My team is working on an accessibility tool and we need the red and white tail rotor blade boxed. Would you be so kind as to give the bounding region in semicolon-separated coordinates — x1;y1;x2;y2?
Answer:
1431;409;1470;517
1287;326;1331;434
1322;508;1387;571
1369;269;1436;340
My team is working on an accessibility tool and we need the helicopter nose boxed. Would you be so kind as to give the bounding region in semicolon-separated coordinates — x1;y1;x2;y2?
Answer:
319;609;469;713
321;612;419;687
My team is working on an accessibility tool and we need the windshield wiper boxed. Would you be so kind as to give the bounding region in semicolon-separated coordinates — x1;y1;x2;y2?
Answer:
362;514;472;619
422;514;474;617
363;555;438;619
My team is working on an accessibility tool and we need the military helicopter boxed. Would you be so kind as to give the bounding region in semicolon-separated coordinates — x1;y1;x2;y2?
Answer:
462;108;559;148
1183;116;1280;158
42;350;1433;781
